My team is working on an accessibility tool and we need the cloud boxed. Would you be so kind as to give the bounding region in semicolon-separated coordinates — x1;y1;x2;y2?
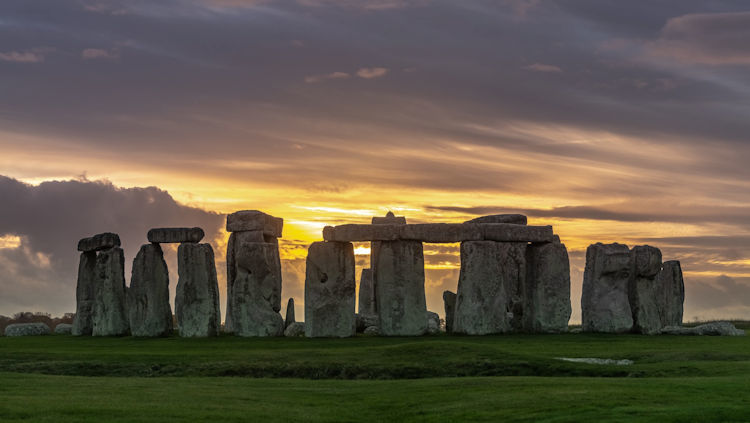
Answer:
0;175;224;316
646;11;750;65
82;48;120;60
356;67;389;79
0;51;45;63
304;71;350;83
296;0;430;10
522;63;562;73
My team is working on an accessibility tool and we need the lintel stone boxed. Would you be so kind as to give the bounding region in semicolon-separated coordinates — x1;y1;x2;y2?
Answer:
77;232;120;252
147;227;204;244
226;210;283;237
322;223;552;243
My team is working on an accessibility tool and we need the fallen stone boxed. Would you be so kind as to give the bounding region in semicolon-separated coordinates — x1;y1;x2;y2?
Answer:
358;268;376;316
658;260;685;327
374;240;427;336
175;243;221;337
284;321;305;337
5;322;51;337
147;227;204;244
443;291;456;333
127;243;173;337
581;243;633;333
557;357;634;366
77;232;120;252
466;214;527;225
226;210;283;237
92;247;129;336
363;325;380;335
305;241;356;337
661;321;745;336
453;241;526;335
629;245;663;335
426;311;440;334
524;238;571;333
372;211;406;225
54;323;72;335
228;241;284;337
356;313;379;332
323;223;552;243
72;251;97;336
285;298;296;329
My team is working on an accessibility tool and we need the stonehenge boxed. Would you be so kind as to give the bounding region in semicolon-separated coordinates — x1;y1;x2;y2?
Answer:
127;243;172;337
582;243;684;334
304;241;356;337
69;210;690;339
225;211;284;337
176;243;221;337
92;247;129;336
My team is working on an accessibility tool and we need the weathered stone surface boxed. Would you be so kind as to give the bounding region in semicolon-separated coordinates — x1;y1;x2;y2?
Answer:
363;325;380;335
147;227;204;244
372;211;406;225
581;243;633;333
127;244;173;337
227;241;284;337
77;232;120;252
72;251;97;336
374;240;427;336
285;298;296;329
661;321;745;336
443;291;456;333
466;214;527;225
5;322;50;337
305;241;356;338
284;322;305;337
358;268;376;316
658;261;684;327
225;231;272;332
480;224;552;243
355;313;379;332
175;243;221;337
324;223;551;243
426;311;440;334
454;241;526;335
524;239;571;333
629;245;663;335
92;247;129;336
54;323;72;334
226;210;283;237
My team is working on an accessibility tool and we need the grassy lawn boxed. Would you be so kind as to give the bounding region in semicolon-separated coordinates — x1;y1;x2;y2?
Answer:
1;325;748;421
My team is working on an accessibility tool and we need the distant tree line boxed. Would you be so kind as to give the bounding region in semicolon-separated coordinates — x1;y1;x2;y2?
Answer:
0;312;75;334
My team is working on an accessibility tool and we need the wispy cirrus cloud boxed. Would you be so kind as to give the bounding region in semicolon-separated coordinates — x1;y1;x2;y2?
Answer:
522;63;562;73
356;67;388;79
82;48;120;60
304;71;350;83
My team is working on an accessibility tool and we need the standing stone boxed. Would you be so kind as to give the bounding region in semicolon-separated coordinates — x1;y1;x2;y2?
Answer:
175;243;221;337
285;298;296;329
524;238;572;333
72;251;97;336
453;241;526;335
228;241;284;337
443;290;456;333
629;245;663;335
358;268;376;316
374;240;427;336
426;311;440;334
370;212;407;317
581;243;633;333
92;247;129;336
127;244;172;337
305;241;356;337
658;260;684;327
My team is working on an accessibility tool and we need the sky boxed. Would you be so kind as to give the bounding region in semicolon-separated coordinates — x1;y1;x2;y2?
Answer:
1;0;750;323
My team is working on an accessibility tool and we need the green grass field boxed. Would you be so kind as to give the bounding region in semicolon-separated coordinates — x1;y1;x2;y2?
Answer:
1;323;749;422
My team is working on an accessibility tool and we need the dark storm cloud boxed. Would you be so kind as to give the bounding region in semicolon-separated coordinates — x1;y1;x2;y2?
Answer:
2;0;750;165
0;175;224;315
